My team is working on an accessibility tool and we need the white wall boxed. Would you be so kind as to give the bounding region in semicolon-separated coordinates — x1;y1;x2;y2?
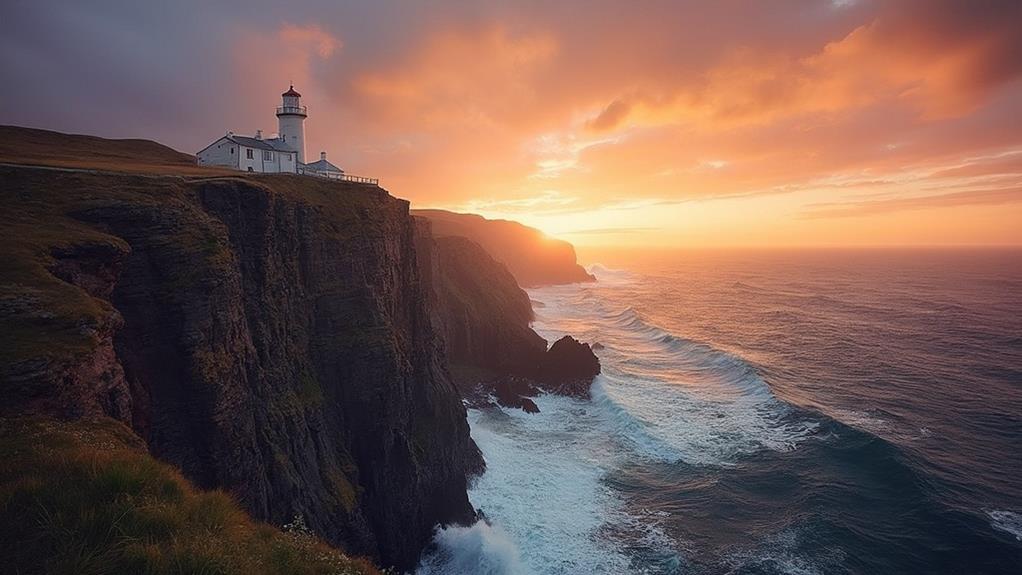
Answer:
196;137;238;169
238;145;261;172
277;115;306;164
200;140;297;174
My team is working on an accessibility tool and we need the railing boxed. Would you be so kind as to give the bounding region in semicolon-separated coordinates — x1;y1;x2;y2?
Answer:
340;174;379;185
298;165;379;185
275;105;308;115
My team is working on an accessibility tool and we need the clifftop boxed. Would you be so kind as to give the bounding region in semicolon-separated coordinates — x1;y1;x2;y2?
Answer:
412;208;595;288
0;124;216;175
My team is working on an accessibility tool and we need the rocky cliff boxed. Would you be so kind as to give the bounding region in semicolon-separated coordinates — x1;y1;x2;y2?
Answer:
0;132;483;571
412;221;601;410
428;233;547;375
412;208;595;287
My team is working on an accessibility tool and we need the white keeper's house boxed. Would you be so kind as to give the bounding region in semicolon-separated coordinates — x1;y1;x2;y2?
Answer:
197;85;374;183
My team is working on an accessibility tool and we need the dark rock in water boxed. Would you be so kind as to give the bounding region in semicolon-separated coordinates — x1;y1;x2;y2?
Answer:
536;336;601;397
497;392;540;414
592;342;604;351
493;376;541;413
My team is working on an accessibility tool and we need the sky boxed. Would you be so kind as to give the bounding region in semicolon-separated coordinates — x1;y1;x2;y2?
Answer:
2;0;1021;248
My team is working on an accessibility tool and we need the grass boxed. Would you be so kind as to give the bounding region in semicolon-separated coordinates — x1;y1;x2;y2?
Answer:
0;416;382;575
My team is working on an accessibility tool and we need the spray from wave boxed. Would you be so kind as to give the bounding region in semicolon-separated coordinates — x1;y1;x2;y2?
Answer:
417;521;523;575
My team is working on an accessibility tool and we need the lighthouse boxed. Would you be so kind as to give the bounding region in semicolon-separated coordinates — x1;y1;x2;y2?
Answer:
198;84;374;183
276;85;307;164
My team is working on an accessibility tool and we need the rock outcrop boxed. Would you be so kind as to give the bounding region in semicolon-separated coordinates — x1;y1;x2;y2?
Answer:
1;150;482;571
413;208;595;287
536;336;602;397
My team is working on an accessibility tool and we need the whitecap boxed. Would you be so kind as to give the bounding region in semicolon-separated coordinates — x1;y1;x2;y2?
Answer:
988;509;1022;541
417;520;523;575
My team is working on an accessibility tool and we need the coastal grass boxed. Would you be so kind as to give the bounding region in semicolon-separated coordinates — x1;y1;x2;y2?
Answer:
0;416;382;575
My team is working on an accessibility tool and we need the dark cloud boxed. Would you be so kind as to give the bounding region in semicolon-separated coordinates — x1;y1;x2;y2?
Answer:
586;99;631;132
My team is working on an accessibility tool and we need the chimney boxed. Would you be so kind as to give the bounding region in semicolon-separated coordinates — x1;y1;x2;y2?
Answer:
255;129;263;140
320;151;327;161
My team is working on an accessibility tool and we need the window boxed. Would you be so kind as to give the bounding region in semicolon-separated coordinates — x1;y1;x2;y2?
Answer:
263;150;273;161
246;149;254;159
228;146;232;154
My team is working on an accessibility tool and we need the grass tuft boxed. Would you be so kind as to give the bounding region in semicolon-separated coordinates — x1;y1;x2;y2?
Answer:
0;417;381;575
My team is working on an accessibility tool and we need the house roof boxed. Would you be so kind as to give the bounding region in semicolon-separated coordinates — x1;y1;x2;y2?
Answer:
304;158;343;173
228;135;296;153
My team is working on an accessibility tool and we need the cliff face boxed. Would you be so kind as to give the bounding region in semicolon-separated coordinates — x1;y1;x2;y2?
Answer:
412;209;595;287
427;233;547;376
412;224;601;407
1;162;481;570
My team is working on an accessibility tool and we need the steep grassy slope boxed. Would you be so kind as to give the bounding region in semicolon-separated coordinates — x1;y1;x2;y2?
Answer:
0;124;222;175
0;416;380;575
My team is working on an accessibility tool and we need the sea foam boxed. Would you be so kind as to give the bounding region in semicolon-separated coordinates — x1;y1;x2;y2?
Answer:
988;509;1022;541
417;520;523;575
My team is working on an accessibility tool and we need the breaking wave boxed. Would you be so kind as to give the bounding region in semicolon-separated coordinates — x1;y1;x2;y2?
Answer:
417;521;523;575
988;510;1022;541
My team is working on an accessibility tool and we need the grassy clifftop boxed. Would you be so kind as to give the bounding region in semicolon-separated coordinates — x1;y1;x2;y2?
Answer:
0;417;380;575
0;125;213;175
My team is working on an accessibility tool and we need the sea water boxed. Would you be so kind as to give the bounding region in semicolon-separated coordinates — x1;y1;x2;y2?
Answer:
419;248;1022;574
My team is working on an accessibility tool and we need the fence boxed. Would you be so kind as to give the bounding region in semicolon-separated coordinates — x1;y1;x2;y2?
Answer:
298;166;379;186
339;174;379;185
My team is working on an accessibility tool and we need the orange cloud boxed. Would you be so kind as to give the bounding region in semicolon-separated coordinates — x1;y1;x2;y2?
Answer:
351;26;556;130
278;23;341;58
217;2;1022;247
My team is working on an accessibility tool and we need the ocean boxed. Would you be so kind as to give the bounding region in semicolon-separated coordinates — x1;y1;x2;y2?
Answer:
419;248;1022;574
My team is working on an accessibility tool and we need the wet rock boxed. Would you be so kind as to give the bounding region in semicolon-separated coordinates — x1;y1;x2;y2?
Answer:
536;336;601;397
493;376;541;413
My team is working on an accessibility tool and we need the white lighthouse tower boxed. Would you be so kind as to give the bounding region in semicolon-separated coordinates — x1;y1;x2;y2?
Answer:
276;85;307;164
